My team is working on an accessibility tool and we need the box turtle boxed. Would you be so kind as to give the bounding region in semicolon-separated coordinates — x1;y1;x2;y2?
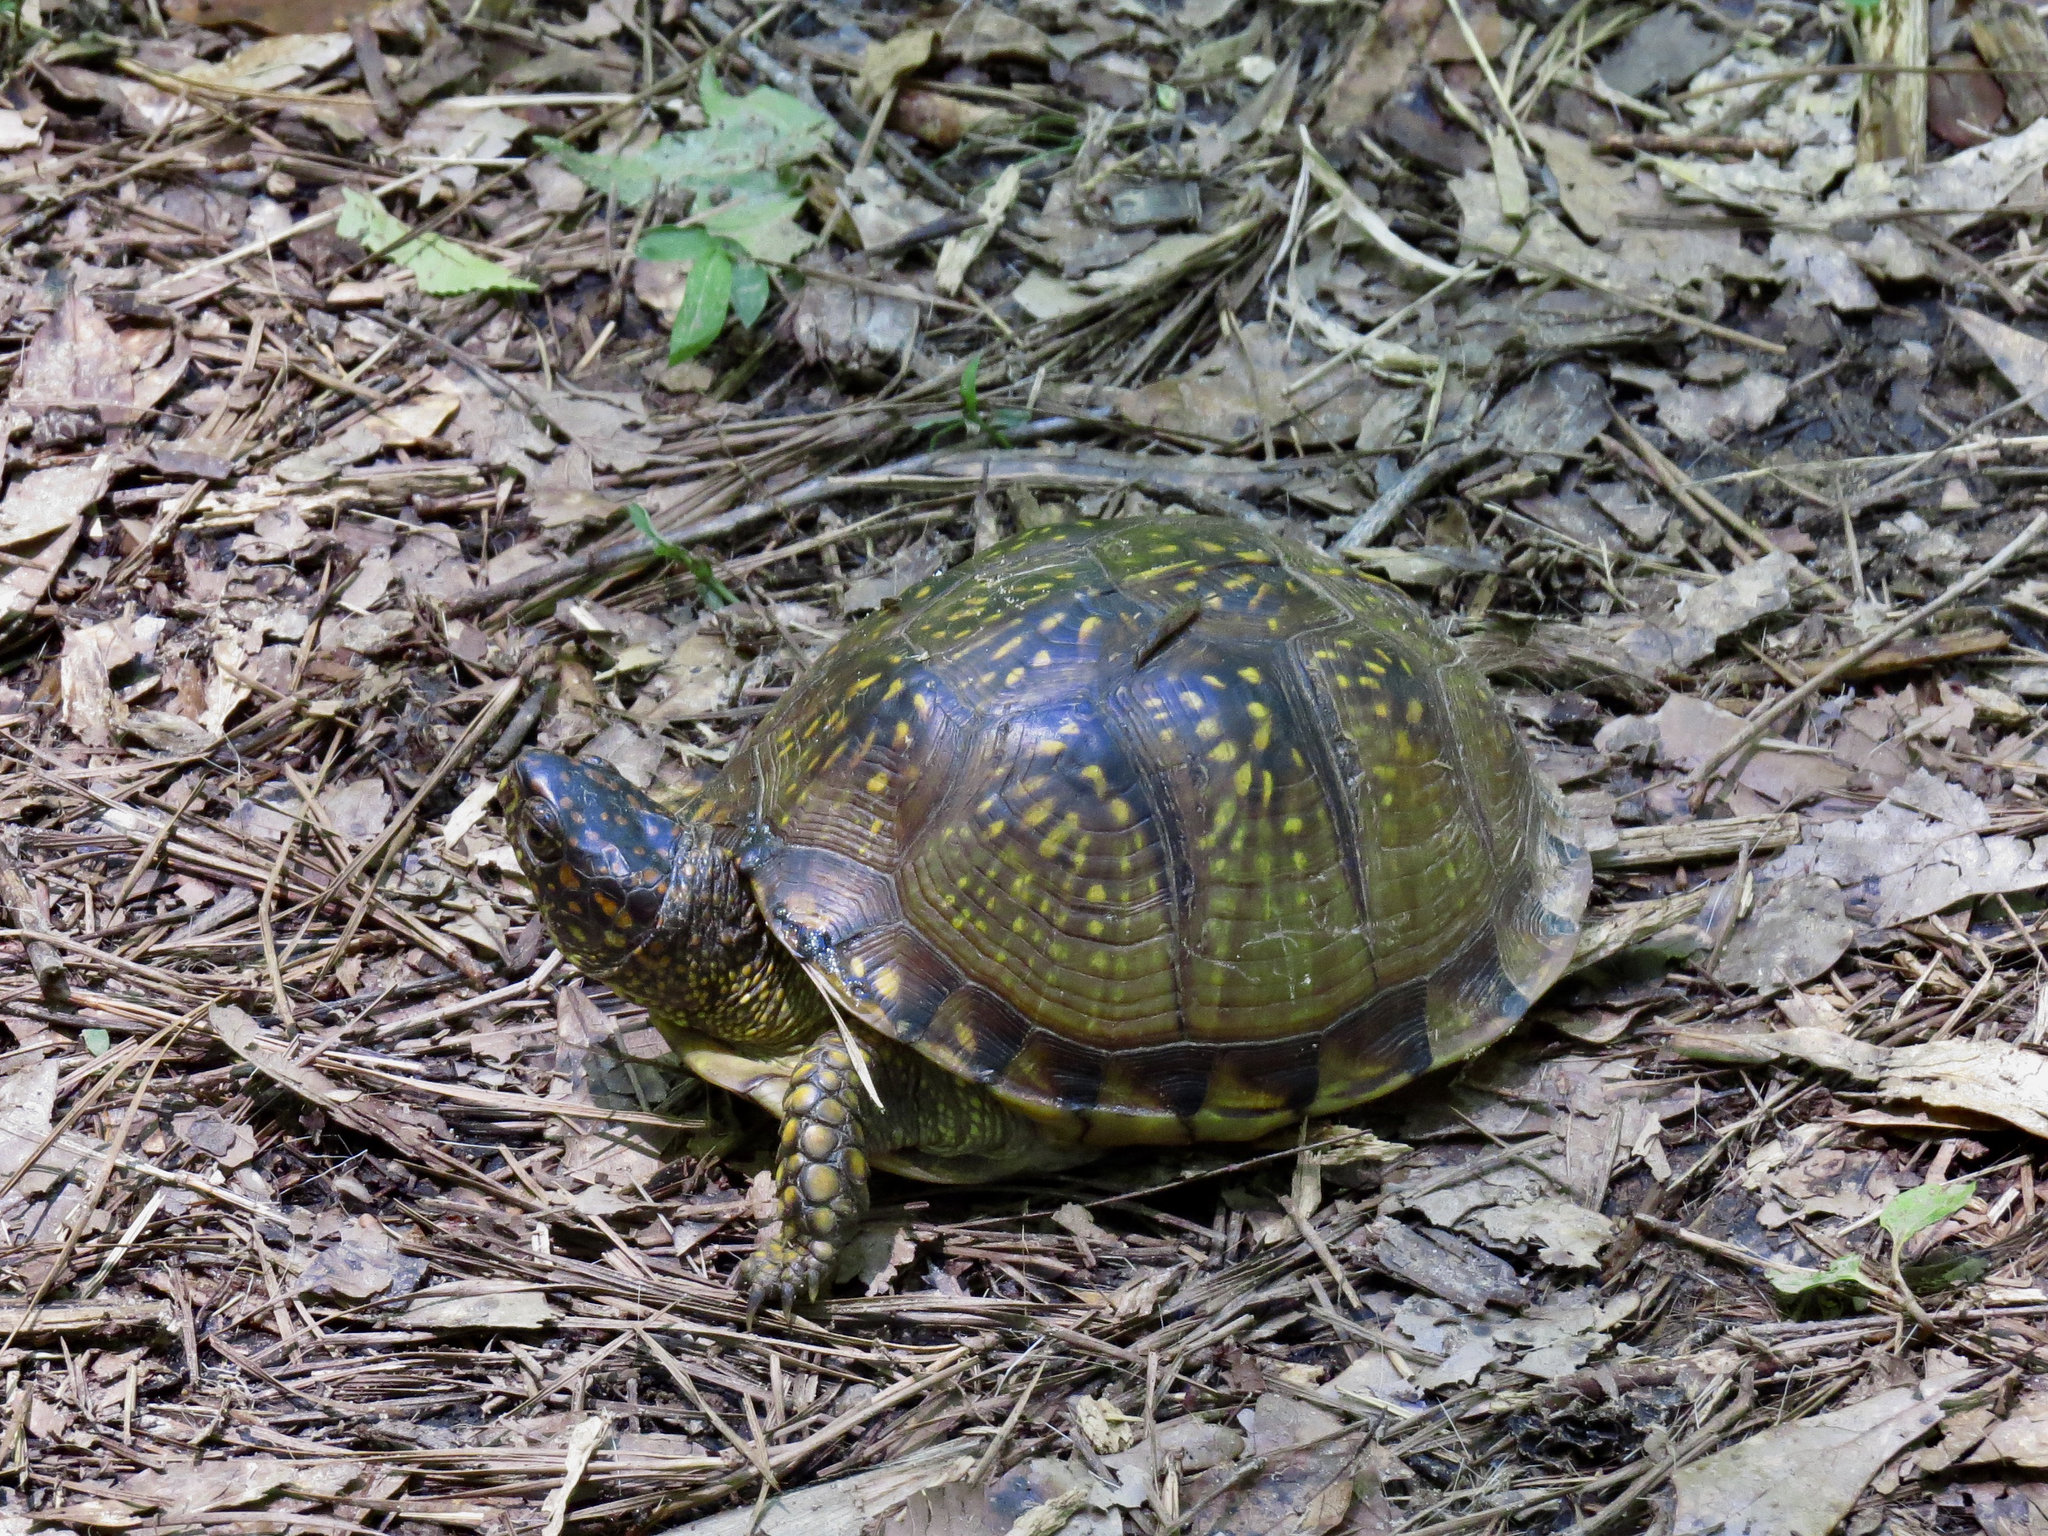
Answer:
509;516;1590;1312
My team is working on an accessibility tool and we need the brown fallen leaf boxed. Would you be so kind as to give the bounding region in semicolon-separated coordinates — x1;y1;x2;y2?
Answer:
1673;1368;1974;1536
1316;0;1445;152
1668;1025;2048;1141
889;87;1012;149
165;0;402;31
8;290;184;427
1968;1391;2048;1467
0;459;111;549
1951;304;2048;422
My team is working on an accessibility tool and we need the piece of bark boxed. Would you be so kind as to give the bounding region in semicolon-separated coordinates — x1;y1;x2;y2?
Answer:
0;834;67;1006
1857;0;1930;169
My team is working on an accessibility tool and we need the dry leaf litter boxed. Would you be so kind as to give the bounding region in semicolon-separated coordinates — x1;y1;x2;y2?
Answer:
5;0;2048;1530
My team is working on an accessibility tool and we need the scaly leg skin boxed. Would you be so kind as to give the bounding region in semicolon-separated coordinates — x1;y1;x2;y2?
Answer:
739;1029;1041;1319
740;1034;870;1318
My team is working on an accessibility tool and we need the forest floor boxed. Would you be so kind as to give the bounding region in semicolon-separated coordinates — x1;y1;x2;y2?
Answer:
5;0;2048;1530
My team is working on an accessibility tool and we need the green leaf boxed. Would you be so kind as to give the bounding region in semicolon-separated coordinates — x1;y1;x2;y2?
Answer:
670;245;733;361
539;135;662;206
729;258;770;327
81;1027;110;1056
959;351;983;425
699;58;831;144
701;193;814;262
541;72;830;211
624;504;738;607
1769;1253;1871;1298
638;224;715;263
1902;1252;1990;1293
334;189;536;296
1880;1180;1977;1247
626;501;689;561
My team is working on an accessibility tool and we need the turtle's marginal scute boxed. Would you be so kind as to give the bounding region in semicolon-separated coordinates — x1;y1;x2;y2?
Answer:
690;515;1591;1148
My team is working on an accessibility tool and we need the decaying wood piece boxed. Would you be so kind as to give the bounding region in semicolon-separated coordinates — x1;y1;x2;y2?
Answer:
0;831;68;1006
1569;887;1713;971
0;1302;171;1339
1595;812;1803;870
1857;0;1930;168
1816;624;2007;679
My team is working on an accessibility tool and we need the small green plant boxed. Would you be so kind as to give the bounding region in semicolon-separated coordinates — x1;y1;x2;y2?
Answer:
542;62;828;268
637;226;771;363
625;503;737;608
920;354;1032;446
1767;1253;1874;1318
1879;1178;1975;1322
1769;1252;1871;1301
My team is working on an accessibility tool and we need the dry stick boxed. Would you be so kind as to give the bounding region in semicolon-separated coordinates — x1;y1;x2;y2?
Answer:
1280;1195;1364;1309
972;1357;1049;1484
136;164;441;297
1690;511;2048;799
1;1016;184;1351
1854;415;2045;516
107;776;202;917
0;832;67;1007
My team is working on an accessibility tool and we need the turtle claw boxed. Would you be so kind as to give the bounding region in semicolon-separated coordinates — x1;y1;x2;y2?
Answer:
739;1227;828;1323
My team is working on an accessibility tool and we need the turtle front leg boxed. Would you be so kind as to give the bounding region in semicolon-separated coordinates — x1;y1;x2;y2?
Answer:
741;1032;882;1318
740;1030;1052;1317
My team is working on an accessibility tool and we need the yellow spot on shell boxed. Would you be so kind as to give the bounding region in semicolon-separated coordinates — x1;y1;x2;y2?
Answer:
883;678;906;701
866;771;890;794
1239;666;1263;684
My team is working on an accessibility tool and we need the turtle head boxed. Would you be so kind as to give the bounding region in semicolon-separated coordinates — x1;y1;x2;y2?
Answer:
506;750;824;1046
507;750;683;980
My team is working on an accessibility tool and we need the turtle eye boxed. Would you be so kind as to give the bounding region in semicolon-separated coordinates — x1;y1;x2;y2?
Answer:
520;802;566;867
